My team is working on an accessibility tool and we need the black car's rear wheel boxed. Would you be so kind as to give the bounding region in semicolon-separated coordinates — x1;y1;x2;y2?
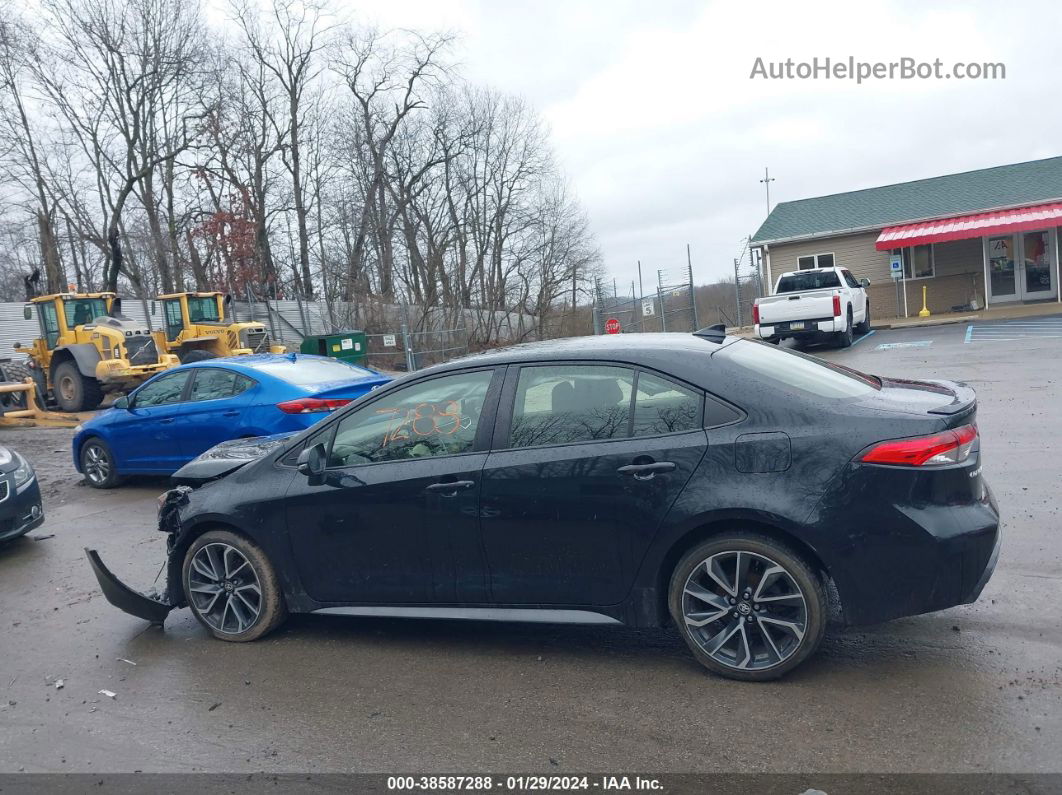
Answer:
669;534;826;681
183;530;287;642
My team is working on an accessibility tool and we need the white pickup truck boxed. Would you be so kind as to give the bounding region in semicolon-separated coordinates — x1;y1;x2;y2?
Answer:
753;266;871;348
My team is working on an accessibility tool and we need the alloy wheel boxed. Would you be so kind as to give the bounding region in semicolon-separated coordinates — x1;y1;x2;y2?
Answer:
188;542;263;635
83;444;111;484
681;550;808;672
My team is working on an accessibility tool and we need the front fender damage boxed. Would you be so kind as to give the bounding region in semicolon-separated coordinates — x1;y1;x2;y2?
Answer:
84;485;193;626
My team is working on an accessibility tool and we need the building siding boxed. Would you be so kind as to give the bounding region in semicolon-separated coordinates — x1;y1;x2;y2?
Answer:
765;232;986;318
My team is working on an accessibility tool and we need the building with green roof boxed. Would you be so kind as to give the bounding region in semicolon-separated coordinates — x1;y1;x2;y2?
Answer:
751;156;1062;318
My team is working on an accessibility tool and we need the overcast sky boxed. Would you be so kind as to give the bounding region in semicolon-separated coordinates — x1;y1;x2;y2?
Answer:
339;0;1052;288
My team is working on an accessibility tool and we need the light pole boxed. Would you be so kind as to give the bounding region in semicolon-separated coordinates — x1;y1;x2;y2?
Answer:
760;167;775;217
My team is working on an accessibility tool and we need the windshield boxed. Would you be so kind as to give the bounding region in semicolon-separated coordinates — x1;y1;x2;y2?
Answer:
776;272;841;293
722;340;880;399
187;296;221;322
251;356;378;388
63;298;108;326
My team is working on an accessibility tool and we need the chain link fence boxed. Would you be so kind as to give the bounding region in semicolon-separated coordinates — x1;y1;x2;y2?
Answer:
591;261;699;335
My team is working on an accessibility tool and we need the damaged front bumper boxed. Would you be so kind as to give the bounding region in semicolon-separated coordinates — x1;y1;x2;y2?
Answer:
84;485;192;626
85;548;173;624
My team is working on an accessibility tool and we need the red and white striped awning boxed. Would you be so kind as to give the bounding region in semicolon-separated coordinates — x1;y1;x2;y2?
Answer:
875;201;1062;250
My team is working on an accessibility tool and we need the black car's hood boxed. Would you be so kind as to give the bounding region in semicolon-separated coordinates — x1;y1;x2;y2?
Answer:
171;432;298;486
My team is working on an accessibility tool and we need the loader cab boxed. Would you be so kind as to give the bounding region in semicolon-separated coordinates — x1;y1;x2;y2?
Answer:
27;293;115;350
159;293;225;342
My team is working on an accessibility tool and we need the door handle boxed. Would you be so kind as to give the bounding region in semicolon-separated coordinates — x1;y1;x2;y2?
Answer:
159;417;176;425
617;461;676;480
424;480;475;495
222;410;240;417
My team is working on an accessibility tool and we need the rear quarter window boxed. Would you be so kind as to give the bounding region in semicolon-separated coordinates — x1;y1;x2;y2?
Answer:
720;340;879;399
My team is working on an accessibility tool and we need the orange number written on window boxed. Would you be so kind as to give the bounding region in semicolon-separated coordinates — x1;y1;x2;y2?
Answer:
376;401;463;447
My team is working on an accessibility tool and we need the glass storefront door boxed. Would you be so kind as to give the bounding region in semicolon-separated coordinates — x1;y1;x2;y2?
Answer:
986;235;1017;301
1020;229;1057;300
985;230;1058;303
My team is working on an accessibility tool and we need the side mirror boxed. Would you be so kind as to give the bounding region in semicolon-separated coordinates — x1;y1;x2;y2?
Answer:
23;305;31;320
859;278;870;288
113;395;130;409
223;294;233;306
296;443;326;477
12;341;20;350
150;301;156;316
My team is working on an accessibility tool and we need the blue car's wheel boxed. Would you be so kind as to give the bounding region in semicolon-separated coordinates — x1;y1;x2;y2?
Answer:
80;438;123;489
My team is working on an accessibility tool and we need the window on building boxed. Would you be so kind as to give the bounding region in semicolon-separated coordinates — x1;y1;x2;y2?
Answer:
899;245;935;279
797;253;834;270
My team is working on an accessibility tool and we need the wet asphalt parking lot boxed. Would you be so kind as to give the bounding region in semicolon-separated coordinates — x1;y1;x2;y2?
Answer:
0;315;1060;775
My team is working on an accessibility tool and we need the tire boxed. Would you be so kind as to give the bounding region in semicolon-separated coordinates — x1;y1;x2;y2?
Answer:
52;360;103;412
766;337;780;345
0;360;34;410
835;309;854;349
79;437;124;489
856;302;871;334
180;349;219;364
668;533;827;681
183;529;288;642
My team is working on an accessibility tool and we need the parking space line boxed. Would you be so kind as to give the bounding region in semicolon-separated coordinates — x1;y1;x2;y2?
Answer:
965;318;1062;343
851;329;876;347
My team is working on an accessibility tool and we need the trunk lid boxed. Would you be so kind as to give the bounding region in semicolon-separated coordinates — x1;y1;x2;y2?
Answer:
854;377;976;426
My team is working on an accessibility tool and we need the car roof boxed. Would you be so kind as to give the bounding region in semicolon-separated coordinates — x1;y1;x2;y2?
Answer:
179;353;365;373
416;332;734;376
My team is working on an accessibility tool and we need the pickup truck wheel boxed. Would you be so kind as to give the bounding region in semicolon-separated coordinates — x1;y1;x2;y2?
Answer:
836;309;854;348
766;337;780;345
669;533;827;681
856;302;871;334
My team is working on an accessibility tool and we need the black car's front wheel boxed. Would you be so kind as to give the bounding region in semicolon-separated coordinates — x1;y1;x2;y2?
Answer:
669;534;826;681
183;530;288;642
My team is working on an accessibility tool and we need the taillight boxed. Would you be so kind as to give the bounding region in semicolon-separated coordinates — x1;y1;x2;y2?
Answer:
860;424;978;467
832;294;841;317
276;397;351;414
752;303;760;325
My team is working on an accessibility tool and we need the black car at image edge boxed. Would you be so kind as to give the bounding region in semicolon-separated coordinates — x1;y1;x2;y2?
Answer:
0;445;44;543
86;328;1000;680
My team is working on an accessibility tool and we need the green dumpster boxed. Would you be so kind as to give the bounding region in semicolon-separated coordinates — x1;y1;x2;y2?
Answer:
299;330;368;365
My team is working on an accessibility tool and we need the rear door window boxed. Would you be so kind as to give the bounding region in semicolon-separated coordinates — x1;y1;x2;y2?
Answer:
510;365;634;447
776;271;842;293
188;368;252;402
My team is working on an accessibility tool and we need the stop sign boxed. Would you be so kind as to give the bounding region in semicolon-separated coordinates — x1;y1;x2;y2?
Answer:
604;317;621;334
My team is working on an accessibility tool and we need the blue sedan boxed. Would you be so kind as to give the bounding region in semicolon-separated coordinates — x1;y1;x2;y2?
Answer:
73;354;391;488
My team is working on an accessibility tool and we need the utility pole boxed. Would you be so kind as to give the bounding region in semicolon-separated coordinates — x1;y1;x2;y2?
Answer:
760;167;775;217
734;258;743;328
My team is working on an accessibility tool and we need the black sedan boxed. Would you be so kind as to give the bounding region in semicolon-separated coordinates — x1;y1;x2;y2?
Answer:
0;446;44;543
87;329;1000;680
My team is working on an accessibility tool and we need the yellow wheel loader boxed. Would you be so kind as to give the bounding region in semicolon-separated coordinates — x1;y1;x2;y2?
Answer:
4;293;180;412
154;292;285;363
